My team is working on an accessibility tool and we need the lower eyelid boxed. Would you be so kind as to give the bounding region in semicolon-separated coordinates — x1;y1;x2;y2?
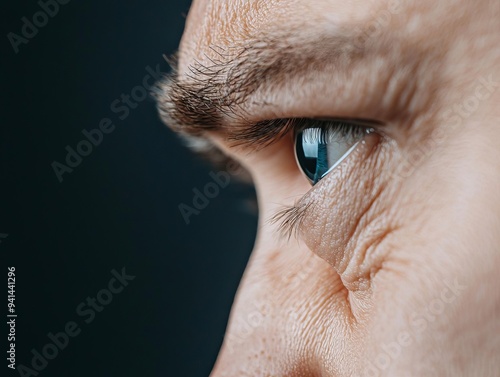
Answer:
321;141;361;181
273;130;383;241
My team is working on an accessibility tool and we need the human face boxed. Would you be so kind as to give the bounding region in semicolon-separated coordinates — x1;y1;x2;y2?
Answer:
158;1;500;375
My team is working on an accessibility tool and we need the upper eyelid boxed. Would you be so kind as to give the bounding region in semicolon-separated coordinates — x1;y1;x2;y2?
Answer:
308;117;384;127
228;117;383;149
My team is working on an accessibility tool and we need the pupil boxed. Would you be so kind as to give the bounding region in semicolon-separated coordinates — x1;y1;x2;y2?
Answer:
295;129;329;185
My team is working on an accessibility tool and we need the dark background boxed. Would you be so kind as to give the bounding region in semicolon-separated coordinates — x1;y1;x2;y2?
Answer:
2;1;257;376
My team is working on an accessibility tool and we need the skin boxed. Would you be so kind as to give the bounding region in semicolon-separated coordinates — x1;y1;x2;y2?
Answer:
166;0;500;375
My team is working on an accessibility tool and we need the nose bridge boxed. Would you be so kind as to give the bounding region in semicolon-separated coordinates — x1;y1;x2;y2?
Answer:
206;243;347;376
205;249;308;376
209;318;305;377
208;300;280;376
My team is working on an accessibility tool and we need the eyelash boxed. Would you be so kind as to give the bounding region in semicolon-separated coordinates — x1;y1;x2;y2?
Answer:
267;118;376;240
229;117;375;147
297;120;369;143
271;200;313;241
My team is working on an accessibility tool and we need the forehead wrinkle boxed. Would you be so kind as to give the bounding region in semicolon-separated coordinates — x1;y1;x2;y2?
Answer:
178;0;284;76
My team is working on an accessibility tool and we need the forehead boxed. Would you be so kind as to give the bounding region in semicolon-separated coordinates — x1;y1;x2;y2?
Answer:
177;0;404;74
163;0;499;140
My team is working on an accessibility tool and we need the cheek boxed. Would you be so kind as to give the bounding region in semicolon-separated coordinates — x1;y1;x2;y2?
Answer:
237;135;315;219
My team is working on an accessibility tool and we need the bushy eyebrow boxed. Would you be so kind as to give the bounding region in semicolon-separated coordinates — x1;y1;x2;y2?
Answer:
154;33;362;146
154;45;260;136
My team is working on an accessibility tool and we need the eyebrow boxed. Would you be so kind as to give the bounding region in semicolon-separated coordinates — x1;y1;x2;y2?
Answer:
154;32;365;146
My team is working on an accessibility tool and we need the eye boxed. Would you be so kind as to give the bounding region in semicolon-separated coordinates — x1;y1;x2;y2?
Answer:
295;120;374;185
